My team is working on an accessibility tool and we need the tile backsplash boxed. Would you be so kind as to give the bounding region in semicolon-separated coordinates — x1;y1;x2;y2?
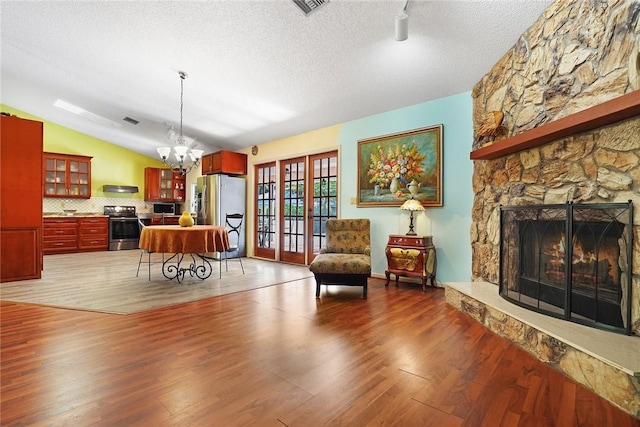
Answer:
43;197;160;214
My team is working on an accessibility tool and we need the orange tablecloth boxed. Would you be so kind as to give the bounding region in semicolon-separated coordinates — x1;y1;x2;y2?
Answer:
139;225;230;254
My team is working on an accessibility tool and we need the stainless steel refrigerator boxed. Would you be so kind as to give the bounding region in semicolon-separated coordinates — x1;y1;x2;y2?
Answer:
196;174;246;257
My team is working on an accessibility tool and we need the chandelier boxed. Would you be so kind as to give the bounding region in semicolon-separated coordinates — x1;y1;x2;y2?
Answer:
157;71;204;176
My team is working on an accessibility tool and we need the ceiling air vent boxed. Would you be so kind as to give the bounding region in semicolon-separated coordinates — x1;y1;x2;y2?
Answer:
292;0;328;16
123;116;139;125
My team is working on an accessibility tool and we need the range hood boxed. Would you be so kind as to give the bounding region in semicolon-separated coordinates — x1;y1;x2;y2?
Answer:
103;185;139;193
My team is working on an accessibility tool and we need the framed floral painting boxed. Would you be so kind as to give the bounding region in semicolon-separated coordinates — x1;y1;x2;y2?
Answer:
357;125;443;207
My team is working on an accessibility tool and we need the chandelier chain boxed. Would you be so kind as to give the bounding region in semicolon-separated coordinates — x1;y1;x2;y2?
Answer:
156;70;203;176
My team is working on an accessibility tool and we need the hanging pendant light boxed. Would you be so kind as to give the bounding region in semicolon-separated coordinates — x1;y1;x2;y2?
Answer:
157;71;204;176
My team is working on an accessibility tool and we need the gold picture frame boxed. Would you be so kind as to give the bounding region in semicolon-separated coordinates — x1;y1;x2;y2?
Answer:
357;125;443;207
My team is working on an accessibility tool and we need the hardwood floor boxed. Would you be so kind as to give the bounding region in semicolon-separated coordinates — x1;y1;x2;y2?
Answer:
2;273;639;426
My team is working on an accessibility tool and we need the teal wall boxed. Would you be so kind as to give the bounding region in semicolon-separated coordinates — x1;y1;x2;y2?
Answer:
338;92;473;283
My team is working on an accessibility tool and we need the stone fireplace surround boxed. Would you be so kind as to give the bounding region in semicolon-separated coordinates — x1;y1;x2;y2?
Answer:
446;0;640;414
448;95;640;417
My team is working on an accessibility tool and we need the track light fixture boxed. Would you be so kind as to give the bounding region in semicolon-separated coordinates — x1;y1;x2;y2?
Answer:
395;0;410;41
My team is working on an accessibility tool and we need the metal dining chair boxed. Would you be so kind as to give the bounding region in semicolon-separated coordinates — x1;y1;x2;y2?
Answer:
220;213;245;278
136;218;163;280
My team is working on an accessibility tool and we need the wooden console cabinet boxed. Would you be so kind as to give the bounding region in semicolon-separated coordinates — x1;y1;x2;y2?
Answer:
1;115;43;282
201;150;247;175
385;234;437;291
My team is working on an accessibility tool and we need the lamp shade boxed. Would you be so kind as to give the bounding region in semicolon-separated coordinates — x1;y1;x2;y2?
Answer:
400;199;424;211
157;146;171;159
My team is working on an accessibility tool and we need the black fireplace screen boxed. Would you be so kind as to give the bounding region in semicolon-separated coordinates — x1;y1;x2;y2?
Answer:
499;201;633;335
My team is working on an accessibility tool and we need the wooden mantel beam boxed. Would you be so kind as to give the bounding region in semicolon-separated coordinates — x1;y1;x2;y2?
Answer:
470;91;640;160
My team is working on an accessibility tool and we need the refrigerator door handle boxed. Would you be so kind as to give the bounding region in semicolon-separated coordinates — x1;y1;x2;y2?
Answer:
201;183;208;221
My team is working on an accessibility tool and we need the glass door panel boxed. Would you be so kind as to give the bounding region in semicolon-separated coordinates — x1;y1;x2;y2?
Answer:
279;158;305;264
254;162;276;259
160;169;173;200
308;151;338;262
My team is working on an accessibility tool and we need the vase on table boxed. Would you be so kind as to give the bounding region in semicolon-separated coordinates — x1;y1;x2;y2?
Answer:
179;211;195;227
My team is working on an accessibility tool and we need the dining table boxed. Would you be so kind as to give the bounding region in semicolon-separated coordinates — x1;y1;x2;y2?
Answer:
139;225;230;282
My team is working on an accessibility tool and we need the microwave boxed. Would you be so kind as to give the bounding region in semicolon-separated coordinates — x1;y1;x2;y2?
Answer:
152;203;175;215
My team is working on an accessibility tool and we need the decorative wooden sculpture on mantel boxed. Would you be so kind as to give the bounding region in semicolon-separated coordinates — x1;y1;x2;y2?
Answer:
475;110;505;146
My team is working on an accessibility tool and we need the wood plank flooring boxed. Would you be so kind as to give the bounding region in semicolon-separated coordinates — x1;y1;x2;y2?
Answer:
2;267;639;426
0;251;313;314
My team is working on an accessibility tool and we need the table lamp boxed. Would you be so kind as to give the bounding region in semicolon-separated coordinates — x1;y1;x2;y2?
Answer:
400;199;425;235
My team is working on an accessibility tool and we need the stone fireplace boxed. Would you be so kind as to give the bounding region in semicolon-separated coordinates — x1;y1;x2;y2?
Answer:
499;201;633;334
445;0;640;418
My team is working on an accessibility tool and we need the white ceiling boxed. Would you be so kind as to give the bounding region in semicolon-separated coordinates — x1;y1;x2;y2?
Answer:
1;0;552;159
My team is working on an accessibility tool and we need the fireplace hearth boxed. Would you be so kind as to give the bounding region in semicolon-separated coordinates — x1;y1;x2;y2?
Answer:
499;201;633;335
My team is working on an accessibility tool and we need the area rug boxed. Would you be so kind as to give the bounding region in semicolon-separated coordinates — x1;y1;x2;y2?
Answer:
0;250;314;315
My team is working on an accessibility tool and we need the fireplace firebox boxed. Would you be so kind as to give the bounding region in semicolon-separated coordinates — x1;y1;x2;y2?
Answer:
499;201;633;335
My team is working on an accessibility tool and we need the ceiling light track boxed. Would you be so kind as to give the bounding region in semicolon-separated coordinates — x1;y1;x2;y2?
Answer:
292;0;328;16
395;0;410;42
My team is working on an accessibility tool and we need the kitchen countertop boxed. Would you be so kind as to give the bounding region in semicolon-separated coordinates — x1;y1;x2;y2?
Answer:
43;213;108;218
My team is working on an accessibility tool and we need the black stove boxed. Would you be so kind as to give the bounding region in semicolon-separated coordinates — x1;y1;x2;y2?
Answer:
104;205;139;250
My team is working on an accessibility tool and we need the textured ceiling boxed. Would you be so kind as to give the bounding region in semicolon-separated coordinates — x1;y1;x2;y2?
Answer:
1;0;552;159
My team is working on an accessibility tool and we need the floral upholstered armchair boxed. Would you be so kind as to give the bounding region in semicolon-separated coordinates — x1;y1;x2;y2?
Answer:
309;218;371;298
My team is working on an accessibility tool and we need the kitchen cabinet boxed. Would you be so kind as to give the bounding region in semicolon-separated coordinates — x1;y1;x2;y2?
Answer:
384;235;437;291
78;217;108;251
201;150;247;175
43;217;78;254
43;152;92;198
43;216;109;254
150;215;181;225
144;168;185;202
1;115;43;282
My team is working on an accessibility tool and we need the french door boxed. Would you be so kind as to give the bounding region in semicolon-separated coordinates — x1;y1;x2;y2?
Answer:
254;162;277;259
279;157;306;264
254;151;338;264
307;151;338;263
278;151;338;264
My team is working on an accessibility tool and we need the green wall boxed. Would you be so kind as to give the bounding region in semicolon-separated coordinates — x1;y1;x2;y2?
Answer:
1;104;163;199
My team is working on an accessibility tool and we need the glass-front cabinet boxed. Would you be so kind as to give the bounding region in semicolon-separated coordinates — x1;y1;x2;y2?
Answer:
159;169;173;200
144;167;185;202
43;152;92;199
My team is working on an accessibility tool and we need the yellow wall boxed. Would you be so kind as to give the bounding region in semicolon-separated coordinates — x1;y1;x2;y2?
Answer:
1;104;164;200
238;124;342;255
244;124;341;164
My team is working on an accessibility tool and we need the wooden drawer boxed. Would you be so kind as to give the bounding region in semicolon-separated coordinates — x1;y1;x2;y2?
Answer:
79;219;107;235
43;238;77;252
44;227;77;237
163;216;180;225
79;235;108;250
78;217;108;226
44;217;77;227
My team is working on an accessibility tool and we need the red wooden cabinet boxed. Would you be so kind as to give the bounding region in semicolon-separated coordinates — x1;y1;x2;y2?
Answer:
384;235;437;291
145;168;185;202
43;216;109;254
201;150;247;175
43;152;92;198
43;217;78;254
78;217;108;251
1;115;43;282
